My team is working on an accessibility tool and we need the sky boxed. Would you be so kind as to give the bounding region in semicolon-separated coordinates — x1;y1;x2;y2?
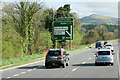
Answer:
43;1;118;18
1;0;119;18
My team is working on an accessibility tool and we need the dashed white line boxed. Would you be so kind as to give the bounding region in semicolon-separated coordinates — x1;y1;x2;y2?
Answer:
20;72;26;74
72;68;77;72
89;58;91;59
6;77;11;78
82;62;86;64
13;74;19;77
28;69;32;72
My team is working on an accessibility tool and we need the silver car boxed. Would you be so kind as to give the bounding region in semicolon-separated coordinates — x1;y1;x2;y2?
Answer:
95;49;114;66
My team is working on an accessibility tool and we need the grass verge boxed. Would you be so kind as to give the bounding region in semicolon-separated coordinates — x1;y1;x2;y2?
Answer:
1;44;93;69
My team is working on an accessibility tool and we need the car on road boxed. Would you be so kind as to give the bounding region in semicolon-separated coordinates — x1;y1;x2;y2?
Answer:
95;42;102;48
45;49;69;68
104;43;114;52
95;49;114;66
104;41;108;45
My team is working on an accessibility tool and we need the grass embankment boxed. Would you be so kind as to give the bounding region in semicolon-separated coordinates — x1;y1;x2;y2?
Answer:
1;44;91;69
1;53;45;69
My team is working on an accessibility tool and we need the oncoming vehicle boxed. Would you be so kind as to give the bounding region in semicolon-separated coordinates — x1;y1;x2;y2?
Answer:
95;42;102;48
95;49;114;66
45;49;69;68
104;43;113;52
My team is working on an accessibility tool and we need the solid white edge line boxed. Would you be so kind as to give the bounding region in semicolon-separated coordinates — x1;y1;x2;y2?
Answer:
1;60;45;72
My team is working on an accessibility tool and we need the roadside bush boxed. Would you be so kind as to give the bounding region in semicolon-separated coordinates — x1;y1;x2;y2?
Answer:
2;25;23;59
103;32;115;40
33;28;53;54
82;30;100;44
72;27;83;47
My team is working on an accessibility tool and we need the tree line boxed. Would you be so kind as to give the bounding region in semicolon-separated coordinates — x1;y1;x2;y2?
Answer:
2;1;118;59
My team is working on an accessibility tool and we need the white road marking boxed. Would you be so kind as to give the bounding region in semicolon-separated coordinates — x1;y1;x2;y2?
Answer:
28;69;32;72
6;77;11;78
89;58;91;59
13;74;19;77
82;62;86;64
20;72;26;74
72;68;77;72
94;55;96;56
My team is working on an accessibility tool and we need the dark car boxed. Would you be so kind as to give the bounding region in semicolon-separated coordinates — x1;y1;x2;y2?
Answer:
95;42;102;48
104;41;108;45
45;49;69;68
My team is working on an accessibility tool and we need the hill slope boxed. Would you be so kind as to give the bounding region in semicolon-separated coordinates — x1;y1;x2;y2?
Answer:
81;14;118;25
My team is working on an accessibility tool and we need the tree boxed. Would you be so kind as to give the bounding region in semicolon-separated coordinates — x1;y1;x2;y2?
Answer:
3;2;42;55
95;25;108;40
55;4;71;18
43;9;54;32
82;30;100;44
113;30;118;39
103;32;115;40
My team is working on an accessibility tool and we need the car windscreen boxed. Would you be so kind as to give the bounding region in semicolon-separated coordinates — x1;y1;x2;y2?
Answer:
104;42;107;44
47;51;61;56
98;51;110;55
106;45;111;46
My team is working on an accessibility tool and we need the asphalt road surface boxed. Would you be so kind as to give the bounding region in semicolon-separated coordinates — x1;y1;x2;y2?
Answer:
1;41;119;80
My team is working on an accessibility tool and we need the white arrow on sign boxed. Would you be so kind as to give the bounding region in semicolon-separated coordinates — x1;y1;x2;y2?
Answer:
66;31;71;36
70;25;72;39
66;25;72;38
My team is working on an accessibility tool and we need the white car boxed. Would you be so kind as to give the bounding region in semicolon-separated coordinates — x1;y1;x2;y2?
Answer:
104;43;114;52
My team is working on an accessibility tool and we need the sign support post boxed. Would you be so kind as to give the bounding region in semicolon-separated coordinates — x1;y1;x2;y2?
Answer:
55;40;57;49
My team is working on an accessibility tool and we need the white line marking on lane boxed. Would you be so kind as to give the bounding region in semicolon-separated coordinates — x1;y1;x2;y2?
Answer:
13;74;19;77
82;62;86;64
6;77;11;79
72;68;77;72
89;58;91;59
28;69;32;72
20;72;26;74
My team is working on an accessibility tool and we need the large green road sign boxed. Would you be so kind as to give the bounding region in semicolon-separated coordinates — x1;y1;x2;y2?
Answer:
53;18;73;40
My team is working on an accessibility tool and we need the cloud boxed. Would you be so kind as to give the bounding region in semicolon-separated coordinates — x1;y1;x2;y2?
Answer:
2;0;119;2
70;2;118;18
44;0;119;2
1;0;118;18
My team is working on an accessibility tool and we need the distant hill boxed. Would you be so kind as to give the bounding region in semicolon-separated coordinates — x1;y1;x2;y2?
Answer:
81;14;118;25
